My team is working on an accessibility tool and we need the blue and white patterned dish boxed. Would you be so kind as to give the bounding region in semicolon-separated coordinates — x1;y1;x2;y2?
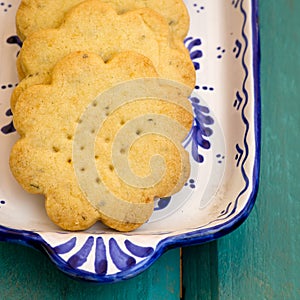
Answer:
0;0;260;283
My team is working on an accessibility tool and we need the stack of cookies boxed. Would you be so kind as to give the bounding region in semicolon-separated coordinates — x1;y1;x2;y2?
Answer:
10;0;196;231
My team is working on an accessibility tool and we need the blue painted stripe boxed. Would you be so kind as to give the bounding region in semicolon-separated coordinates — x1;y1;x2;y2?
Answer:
54;237;76;254
125;240;154;258
109;238;136;271
94;237;107;275
68;237;94;269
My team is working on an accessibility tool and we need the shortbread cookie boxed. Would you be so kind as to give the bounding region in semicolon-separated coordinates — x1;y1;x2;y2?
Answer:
16;1;195;91
11;72;51;112
10;51;193;231
16;0;189;41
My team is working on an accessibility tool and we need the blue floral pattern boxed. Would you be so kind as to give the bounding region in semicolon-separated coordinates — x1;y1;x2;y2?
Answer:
52;235;155;276
184;96;214;163
1;109;15;134
184;36;202;71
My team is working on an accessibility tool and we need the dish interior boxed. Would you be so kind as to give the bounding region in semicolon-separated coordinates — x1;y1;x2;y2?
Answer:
0;0;257;237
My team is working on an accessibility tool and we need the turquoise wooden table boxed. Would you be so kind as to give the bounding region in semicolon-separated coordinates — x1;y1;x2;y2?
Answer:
1;0;299;299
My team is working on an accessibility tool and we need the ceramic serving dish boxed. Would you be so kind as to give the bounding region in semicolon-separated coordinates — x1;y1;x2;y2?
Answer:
0;0;260;283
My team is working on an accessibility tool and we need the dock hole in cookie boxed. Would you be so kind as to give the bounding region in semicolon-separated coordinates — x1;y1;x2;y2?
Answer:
30;183;40;190
67;158;72;164
109;164;114;172
136;129;142;135
52;146;60;153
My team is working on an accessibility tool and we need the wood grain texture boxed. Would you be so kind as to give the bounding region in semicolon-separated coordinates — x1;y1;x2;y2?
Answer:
182;0;300;299
182;243;219;300
0;243;180;299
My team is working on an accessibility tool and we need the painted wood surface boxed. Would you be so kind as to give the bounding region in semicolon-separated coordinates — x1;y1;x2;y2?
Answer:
1;1;299;299
182;0;300;299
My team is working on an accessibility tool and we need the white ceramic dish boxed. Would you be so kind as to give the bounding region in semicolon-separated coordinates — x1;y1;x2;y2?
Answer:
0;0;260;283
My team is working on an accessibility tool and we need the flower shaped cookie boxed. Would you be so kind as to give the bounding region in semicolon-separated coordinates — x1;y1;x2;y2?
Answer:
10;51;193;231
